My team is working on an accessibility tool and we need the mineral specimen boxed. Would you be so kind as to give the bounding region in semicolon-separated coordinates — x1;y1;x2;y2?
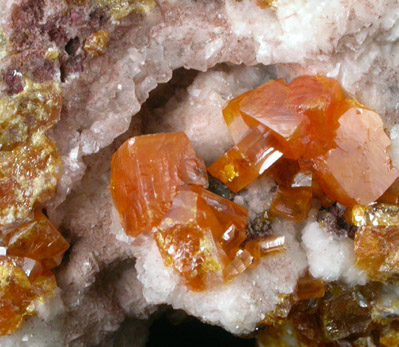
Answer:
354;226;399;282
4;210;70;270
210;76;397;205
0;255;57;336
270;187;312;223
110;132;208;237
352;203;399;227
207;126;282;193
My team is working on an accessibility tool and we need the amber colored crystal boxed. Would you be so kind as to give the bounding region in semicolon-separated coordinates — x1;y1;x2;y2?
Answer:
270;187;312;223
154;190;229;291
380;323;399;347
351;203;399;227
178;185;248;258
294;273;326;302
239;76;344;160
84;30;109;56
319;284;375;341
207;126;283;193
0;132;61;227
379;179;399;205
155;186;262;290
4;210;69;269
110;132;208;237
311;100;398;206
354;226;399;282
257;235;286;256
311;173;335;208
0;255;56;336
220;75;396;205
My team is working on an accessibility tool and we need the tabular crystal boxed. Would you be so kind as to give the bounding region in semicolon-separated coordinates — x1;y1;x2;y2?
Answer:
110;132;208;237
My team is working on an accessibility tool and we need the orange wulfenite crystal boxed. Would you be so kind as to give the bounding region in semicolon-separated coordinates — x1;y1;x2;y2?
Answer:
110;132;208;237
207;125;282;193
310;100;398;206
214;75;396;205
155;186;263;290
270;187;312;223
154;189;230;291
0;255;56;335
354;226;399;282
4;210;70;269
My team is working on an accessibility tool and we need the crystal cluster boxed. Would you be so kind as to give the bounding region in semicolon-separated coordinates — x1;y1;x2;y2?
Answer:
111;132;286;291
208;76;397;215
0;80;68;335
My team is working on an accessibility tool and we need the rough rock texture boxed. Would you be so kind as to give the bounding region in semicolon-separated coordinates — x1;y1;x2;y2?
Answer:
1;0;399;345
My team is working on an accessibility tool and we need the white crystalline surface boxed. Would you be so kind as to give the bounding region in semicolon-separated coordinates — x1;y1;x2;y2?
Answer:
302;221;368;285
134;219;307;335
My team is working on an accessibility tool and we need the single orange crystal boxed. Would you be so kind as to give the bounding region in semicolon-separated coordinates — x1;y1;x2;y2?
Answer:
4;210;69;269
354;226;399;282
270;187;312;223
110;132;208;237
310;100;398;206
207;125;282;193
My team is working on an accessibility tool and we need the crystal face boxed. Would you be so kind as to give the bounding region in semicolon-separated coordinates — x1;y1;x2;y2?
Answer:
0;255;57;336
211;75;397;205
110;132;208;237
354;226;399;282
207;126;282;193
154;186;269;291
4;210;70;270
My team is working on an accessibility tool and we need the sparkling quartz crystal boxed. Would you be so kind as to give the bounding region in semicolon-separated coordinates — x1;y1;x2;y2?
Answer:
4;210;70;269
207;125;282;193
110;132;208;237
354;226;399;282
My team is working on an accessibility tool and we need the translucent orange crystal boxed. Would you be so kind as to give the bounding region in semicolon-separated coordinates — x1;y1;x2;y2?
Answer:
110;132;208;237
4;210;70;269
154;186;263;290
351;203;399;227
294;273;326;301
270;187;312;223
310;100;398;206
154;189;230;291
0;255;56;336
217;75;396;205
354;226;399;282
207;125;282;193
